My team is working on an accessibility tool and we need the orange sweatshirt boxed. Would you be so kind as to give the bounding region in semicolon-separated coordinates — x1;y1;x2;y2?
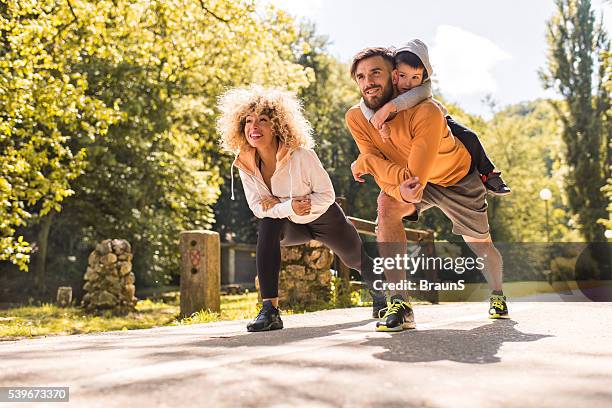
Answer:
345;99;471;202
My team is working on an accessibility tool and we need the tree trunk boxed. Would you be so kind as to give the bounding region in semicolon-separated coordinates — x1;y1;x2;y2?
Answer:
33;212;55;296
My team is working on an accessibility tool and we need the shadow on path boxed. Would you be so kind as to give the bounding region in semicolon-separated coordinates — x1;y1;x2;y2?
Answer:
141;319;374;362
0;318;553;368
363;319;553;364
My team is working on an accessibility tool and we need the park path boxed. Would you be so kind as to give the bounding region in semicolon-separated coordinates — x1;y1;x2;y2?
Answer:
1;302;611;408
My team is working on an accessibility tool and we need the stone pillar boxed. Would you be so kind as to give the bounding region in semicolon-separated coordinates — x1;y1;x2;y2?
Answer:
82;239;136;315
256;240;334;309
56;286;72;307
179;230;220;318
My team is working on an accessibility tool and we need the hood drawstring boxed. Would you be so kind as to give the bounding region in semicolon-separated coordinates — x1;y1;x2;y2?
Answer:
230;164;235;201
288;157;293;200
230;155;237;201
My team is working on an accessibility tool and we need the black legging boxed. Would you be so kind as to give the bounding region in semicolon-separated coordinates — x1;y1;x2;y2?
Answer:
256;203;376;299
446;116;495;175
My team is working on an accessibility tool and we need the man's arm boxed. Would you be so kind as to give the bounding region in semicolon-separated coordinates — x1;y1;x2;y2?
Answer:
346;109;412;201
348;103;447;202
345;109;386;157
355;153;411;186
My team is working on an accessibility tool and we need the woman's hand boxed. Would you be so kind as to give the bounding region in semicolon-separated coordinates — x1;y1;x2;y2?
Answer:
291;196;311;216
260;196;281;211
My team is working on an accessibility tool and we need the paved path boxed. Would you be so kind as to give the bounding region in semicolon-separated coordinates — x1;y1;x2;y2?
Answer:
1;302;611;407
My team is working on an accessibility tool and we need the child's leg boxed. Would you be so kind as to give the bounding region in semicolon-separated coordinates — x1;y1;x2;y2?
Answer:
446;116;495;175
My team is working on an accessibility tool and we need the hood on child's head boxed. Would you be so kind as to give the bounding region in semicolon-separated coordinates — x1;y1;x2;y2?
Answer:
394;39;433;79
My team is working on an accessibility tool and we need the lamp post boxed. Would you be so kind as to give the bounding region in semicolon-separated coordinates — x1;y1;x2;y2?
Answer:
539;188;553;285
539;188;552;243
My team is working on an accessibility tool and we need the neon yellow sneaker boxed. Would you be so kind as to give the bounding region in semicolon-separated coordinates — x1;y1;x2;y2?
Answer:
375;295;416;332
489;295;510;319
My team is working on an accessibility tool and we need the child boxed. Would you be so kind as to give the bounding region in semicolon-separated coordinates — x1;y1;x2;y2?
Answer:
360;39;511;196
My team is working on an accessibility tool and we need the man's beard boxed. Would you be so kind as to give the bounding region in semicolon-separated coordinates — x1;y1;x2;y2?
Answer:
362;77;394;111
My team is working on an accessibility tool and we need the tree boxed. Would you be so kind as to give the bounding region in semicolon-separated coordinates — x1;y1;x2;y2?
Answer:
38;0;313;291
1;1;316;298
485;100;582;242
0;0;120;272
540;0;610;242
598;50;612;232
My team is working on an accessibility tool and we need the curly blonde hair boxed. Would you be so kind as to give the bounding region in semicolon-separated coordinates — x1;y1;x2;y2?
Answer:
216;85;314;154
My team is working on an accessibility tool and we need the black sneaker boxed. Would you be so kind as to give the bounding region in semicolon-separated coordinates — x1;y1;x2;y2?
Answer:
247;300;284;332
370;289;387;319
375;295;416;332
489;295;510;319
482;172;511;196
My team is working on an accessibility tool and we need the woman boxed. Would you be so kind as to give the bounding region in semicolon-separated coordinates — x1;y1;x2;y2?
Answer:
217;85;384;332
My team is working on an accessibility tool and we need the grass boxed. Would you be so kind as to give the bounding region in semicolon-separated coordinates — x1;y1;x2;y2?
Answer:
176;292;263;325
0;293;265;341
0;299;179;340
0;288;375;341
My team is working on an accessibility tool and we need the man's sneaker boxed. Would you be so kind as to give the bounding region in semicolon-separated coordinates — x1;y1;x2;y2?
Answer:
489;295;510;319
247;300;284;332
375;295;416;332
370;289;387;319
481;172;511;196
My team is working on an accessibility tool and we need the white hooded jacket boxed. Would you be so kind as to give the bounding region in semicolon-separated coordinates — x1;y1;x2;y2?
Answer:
232;144;336;224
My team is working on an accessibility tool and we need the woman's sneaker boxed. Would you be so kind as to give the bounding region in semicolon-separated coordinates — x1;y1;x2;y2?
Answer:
489;295;510;319
375;295;416;332
481;172;511;196
247;300;284;332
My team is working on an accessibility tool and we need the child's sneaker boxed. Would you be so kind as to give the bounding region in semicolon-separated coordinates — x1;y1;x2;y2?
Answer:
489;294;510;319
481;172;511;196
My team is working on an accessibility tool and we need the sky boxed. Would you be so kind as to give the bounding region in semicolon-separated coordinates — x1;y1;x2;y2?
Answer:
266;0;611;118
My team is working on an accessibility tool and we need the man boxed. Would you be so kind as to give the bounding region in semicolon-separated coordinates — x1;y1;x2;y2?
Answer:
345;44;508;332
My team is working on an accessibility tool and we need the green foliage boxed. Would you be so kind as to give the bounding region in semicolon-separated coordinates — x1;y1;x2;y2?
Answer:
3;0;315;291
0;0;120;270
540;0;610;241
485;100;582;242
598;50;612;232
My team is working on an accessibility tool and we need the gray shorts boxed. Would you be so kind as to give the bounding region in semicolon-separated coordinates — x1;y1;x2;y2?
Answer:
406;170;490;239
